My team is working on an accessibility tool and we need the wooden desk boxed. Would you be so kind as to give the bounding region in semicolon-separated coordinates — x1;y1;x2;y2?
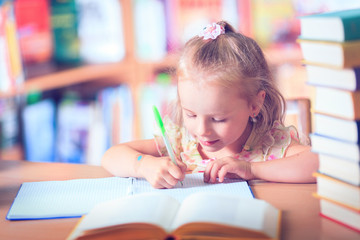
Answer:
0;160;358;240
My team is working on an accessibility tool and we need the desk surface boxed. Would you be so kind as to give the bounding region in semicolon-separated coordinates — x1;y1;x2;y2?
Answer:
0;160;358;240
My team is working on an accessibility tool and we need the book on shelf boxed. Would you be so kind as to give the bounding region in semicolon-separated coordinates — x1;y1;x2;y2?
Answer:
252;0;299;48
133;0;167;61
0;0;24;93
313;172;359;210
14;0;53;63
310;133;360;162
86;102;106;166
0;8;12;93
97;85;134;148
22;99;56;162
67;192;281;240
77;0;125;64
313;113;360;143
298;39;360;69
0;99;20;151
56;99;92;163
50;0;81;64
305;65;360;91
299;8;360;42
138;76;177;139
313;87;360;120
314;194;360;233
318;153;360;186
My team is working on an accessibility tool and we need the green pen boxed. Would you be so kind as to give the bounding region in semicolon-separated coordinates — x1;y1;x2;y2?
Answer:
153;106;184;186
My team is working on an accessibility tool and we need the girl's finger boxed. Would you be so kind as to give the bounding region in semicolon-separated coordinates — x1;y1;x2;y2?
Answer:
155;175;174;189
162;170;179;188
218;165;230;182
203;160;215;182
209;160;223;183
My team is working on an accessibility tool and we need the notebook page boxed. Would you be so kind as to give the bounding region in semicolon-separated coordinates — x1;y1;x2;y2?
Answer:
133;173;253;202
7;177;132;220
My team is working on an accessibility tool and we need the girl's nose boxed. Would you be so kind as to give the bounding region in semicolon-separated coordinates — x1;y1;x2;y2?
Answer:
196;119;212;137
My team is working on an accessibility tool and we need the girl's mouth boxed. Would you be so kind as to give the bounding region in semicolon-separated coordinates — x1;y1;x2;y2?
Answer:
199;139;219;146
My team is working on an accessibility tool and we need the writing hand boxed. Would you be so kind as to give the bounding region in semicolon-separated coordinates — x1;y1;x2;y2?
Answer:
138;155;186;189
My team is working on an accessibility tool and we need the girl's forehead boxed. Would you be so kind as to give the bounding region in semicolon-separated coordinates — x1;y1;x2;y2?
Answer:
178;80;247;114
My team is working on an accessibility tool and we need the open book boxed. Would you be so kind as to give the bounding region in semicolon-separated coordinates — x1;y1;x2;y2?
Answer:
67;192;281;240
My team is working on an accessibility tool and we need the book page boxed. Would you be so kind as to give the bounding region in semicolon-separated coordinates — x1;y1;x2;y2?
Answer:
171;192;279;239
7;177;132;220
132;173;253;202
72;193;180;237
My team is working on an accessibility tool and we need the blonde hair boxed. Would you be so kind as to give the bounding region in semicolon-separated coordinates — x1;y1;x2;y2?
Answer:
172;21;286;137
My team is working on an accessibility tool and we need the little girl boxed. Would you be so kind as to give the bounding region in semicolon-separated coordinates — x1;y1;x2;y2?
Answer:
101;21;318;189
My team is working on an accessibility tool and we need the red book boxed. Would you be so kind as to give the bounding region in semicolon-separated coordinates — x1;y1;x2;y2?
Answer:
15;0;52;63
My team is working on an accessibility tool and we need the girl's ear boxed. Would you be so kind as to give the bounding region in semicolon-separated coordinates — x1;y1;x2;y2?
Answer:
250;90;266;115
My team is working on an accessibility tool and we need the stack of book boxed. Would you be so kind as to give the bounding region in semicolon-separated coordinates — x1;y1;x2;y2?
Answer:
298;8;360;232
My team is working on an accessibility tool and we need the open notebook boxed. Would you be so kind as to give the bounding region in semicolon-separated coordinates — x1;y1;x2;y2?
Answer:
7;173;253;220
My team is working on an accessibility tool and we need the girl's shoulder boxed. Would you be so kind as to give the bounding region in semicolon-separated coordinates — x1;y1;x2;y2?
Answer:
267;120;300;146
245;120;306;161
262;120;309;160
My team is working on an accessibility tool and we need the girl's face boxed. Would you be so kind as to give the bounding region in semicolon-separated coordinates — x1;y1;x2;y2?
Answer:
178;79;255;156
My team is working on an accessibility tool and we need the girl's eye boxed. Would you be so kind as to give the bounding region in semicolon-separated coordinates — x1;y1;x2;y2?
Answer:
212;118;226;123
186;113;196;118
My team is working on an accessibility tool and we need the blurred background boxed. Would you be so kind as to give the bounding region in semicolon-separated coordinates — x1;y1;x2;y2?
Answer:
0;0;359;165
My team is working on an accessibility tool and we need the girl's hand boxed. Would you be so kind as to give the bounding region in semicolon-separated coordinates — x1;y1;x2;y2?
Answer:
203;157;255;183
138;155;186;189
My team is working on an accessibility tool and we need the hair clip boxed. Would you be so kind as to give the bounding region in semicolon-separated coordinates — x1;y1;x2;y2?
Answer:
198;23;225;40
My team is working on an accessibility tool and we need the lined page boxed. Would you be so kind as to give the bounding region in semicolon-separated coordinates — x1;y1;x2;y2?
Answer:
7;177;132;220
133;173;253;202
7;174;253;220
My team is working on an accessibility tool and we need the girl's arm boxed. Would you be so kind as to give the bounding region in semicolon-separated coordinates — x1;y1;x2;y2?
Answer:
101;139;186;188
101;139;159;177
204;144;319;183
250;145;319;183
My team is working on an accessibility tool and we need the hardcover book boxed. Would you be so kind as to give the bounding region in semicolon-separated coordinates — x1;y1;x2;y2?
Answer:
67;192;281;240
318;153;360;186
298;39;360;69
314;194;360;233
299;8;360;42
313;172;360;210
313;113;360;143
310;133;360;162
305;65;360;91
313;87;360;120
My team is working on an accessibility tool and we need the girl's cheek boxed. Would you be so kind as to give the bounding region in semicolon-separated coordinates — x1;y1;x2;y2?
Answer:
184;120;195;135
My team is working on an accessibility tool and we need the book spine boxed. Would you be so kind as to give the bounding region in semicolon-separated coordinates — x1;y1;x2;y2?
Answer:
343;16;360;41
50;0;81;65
3;1;24;87
0;2;12;93
14;0;52;63
343;41;360;68
353;90;360;120
355;68;360;90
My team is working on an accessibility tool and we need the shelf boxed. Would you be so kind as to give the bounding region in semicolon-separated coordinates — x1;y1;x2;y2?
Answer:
0;59;135;98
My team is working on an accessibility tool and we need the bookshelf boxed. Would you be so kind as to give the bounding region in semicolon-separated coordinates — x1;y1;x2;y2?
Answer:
0;0;305;162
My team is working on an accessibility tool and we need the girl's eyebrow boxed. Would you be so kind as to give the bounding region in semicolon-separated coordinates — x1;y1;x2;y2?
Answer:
182;107;195;113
